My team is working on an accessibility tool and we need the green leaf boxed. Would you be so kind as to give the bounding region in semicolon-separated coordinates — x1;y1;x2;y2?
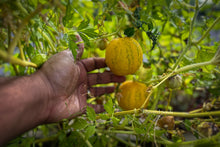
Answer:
124;27;135;37
31;54;47;67
58;131;66;141
196;46;216;71
63;0;74;27
184;119;192;131
71;118;88;130
165;0;172;7
78;19;90;30
84;126;96;140
112;117;120;126
104;99;114;115
39;0;47;4
134;127;145;134
86;106;96;121
181;55;194;66
81;28;98;38
24;44;36;58
132;119;146;134
68;35;78;60
196;46;216;62
28;0;38;7
120;115;129;127
78;32;90;46
98;114;110;120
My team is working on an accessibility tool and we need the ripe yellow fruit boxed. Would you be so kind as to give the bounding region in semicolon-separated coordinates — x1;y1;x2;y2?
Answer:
105;37;143;76
117;81;148;110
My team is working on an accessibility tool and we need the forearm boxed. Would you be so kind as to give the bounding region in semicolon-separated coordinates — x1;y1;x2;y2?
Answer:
0;77;17;86
0;72;50;145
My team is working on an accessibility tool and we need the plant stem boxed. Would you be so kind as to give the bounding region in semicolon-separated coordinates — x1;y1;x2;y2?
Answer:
18;41;26;61
0;49;37;68
34;135;58;144
166;89;173;111
175;60;212;73
142;110;220;118
16;0;29;15
177;132;220;146
153;72;174;89
78;131;93;147
189;108;203;114
74;29;120;46
150;87;162;110
100;109;220;119
134;59;212;111
140;89;153;109
111;135;136;147
175;0;195;9
193;17;220;45
37;28;56;53
8;5;43;55
147;59;213;85
172;1;199;70
96;129;136;135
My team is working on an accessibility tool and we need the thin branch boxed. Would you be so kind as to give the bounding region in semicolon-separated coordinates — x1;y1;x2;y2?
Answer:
146;59;214;85
142;110;220;118
34;135;58;144
8;5;43;55
172;1;200;70
175;0;195;9
0;49;37;68
78;131;93;147
37;28;56;53
18;41;26;61
175;60;212;73
193;17;220;45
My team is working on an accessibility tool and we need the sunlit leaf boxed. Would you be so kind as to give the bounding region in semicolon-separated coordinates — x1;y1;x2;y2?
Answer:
71;118;88;130
78;19;90;30
78;32;90;46
84;126;96;140
81;28;98;38
68;35;78;60
104;99;114;115
86;106;96;121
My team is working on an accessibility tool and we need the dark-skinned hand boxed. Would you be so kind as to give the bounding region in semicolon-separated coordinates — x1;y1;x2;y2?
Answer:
38;35;125;123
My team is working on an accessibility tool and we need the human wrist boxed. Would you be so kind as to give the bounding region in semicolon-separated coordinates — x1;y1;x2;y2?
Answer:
28;71;53;124
0;73;53;144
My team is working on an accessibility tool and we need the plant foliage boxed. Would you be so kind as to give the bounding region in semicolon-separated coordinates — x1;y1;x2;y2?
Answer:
1;0;220;146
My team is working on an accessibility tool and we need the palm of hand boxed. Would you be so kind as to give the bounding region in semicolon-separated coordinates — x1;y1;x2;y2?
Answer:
40;50;125;122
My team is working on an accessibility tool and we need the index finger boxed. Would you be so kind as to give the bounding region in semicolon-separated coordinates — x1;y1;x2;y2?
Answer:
80;58;106;72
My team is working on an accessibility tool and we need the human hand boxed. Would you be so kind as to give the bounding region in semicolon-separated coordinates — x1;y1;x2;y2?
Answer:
38;36;125;123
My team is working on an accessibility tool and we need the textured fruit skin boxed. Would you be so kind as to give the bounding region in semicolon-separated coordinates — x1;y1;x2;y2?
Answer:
117;81;148;110
105;37;143;76
157;116;175;130
166;75;182;89
97;38;108;50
